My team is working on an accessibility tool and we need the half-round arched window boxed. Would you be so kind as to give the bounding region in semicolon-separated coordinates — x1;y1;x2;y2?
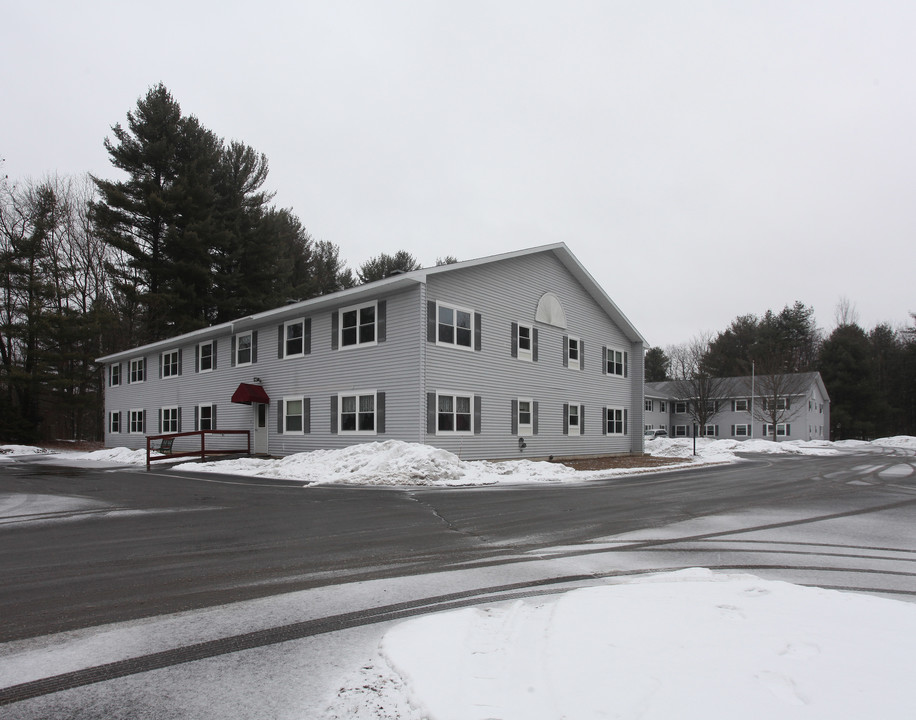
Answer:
535;292;567;328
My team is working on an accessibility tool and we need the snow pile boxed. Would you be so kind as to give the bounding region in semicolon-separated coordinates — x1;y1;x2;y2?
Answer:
872;435;916;450
175;440;578;485
65;447;159;464
0;444;54;460
365;569;916;720
644;436;838;460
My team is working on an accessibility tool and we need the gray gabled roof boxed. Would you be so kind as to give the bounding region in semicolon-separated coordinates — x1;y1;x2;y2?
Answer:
97;242;645;363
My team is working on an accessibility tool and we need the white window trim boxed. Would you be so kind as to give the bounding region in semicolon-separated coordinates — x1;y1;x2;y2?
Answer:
436;390;475;435
765;423;788;437
517;396;533;436
704;424;718;437
283;319;306;359
734;424;750;437
436;301;475;351
644;399;653;412
674;424;688;437
339;301;378;350
659;401;667;413
566;336;581;371
567;401;581;436
198;341;214;373
161;405;180;433
734;399;748;412
161;349;179;379
675;401;687;414
109;364;121;386
129;408;145;435
197;403;215;431
235;331;253;367
109;412;120;434
129;358;145;384
606;346;625;377
517;323;533;362
339;390;378;435
607;406;626;435
283;396;305;434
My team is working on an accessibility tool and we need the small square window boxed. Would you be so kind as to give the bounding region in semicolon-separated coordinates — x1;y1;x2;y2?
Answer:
734;399;748;412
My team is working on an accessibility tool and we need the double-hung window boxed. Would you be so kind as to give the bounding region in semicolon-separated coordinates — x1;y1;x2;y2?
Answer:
517;324;532;361
674;424;688;437
605;347;626;377
161;406;180;433
340;392;377;434
645;399;653;412
765;423;789;437
704;424;718;437
606;407;627;435
437;392;473;434
734;398;748;412
109;412;120;434
565;336;581;369
284;397;304;433
235;332;253;366
161;350;179;378
129;409;145;434
341;302;376;348
659;401;667;412
198;341;214;372
437;303;473;348
109;364;121;387
517;398;533;435
733;424;750;437
565;402;583;436
197;404;215;431
129;358;145;384
285;319;305;358
675;401;687;414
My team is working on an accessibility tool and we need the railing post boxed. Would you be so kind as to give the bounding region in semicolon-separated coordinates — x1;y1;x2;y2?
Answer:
201;430;206;463
146;436;151;472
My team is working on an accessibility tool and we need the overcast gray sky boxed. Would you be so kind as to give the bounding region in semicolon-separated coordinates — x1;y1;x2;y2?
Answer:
3;1;914;348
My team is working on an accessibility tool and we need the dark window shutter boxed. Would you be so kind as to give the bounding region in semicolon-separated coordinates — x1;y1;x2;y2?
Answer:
580;404;585;433
624;408;629;435
562;336;568;367
303;398;311;434
177;350;182;376
731;425;735;436
157;408;162;433
231;336;237;367
511;322;518;358
251;331;258;364
474;395;482;434
511;399;518;434
278;401;284;434
195;345;200;373
474;313;482;351
212;340;217;370
563;403;569;434
533;401;539;435
178;407;182;432
304;318;312;354
624;351;629;377
158;354;163;379
376;392;385;433
427;301;437;343
378;301;387;342
602;407;608;435
212;406;217;428
579;342;585;371
602;346;607;374
278;324;284;358
786;423;791;435
195;406;199;431
143;409;147;433
331;311;339;350
532;329;539;362
427;392;436;434
330;396;338;434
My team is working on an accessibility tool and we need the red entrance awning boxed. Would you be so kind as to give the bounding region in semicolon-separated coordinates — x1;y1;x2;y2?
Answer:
231;383;270;405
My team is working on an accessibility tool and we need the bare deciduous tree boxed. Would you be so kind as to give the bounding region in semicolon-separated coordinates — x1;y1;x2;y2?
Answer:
667;334;728;435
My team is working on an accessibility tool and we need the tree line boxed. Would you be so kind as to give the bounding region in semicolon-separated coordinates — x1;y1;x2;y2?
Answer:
0;84;429;443
646;301;916;440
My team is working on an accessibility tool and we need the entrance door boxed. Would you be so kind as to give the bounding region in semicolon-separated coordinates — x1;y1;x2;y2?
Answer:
253;403;269;454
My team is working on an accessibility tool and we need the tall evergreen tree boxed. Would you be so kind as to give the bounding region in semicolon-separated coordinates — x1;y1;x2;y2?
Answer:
644;346;669;381
819;322;877;439
357;250;421;283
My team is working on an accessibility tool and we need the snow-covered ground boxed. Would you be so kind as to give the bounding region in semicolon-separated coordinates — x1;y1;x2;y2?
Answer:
3;436;914;484
327;568;916;719
3;437;915;718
